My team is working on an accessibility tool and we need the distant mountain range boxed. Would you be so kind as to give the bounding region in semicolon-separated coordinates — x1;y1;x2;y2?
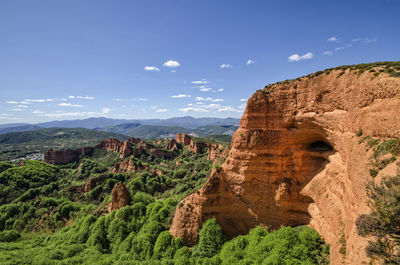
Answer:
0;116;240;136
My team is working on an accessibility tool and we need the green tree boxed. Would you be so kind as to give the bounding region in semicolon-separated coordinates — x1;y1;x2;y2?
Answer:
194;218;225;258
356;174;400;264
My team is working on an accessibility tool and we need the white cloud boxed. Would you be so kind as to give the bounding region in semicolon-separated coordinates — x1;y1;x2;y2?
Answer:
217;106;238;112
179;102;243;113
220;64;233;69
163;60;181;68
323;51;334;56
102;108;111;114
327;36;337;42
200;87;212;92
217;88;224;92
68;96;75;99
112;98;128;102
237;103;246;110
171;94;191;98
144;66;160;72
6;101;18;104
196;97;213;101
212;98;224;102
32;109;45;114
364;37;377;43
77;96;94;100
58;103;83;107
178;107;210;113
16;105;28;108
0;114;22;120
39;112;87;118
240;98;247;102
335;47;344;51
25;99;48;103
20;101;30;104
170;70;177;73
11;108;24;111
138;98;148;101
192;80;209;84
352;37;377;43
155;108;168;113
246;59;255;65
288;52;313;62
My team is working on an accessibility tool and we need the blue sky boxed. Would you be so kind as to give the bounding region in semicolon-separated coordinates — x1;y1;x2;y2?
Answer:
0;0;399;124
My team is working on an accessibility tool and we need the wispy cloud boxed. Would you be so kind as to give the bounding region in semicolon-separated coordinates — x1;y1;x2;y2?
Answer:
200;87;212;92
32;109;45;114
179;102;242;113
11;108;25;111
178;107;210;113
144;66;160;72
196;97;224;102
155;108;168;113
192;79;209;84
58;103;84;107
352;37;377;43
25;98;53;103
6;101;18;104
138;98;148;101
112;98;128;102
240;98;247;102
171;94;191;98
220;64;233;69
68;95;94;100
101;108;111;114
0;114;22;120
163;60;181;68
196;97;213;101
217;88;224;92
323;51;334;56
246;59;255;65
288;53;313;62
327;36;337;42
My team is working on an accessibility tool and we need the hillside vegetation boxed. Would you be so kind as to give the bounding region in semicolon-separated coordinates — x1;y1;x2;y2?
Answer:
0;135;329;264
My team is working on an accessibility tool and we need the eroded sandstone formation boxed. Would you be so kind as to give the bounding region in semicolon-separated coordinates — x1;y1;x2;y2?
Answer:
44;137;141;165
174;133;227;161
111;182;132;211
170;68;400;265
175;133;192;145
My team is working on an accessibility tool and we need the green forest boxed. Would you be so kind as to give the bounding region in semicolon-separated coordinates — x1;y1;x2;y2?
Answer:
0;138;329;264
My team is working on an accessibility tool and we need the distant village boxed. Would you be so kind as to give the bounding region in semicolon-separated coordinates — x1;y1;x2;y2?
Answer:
10;153;44;163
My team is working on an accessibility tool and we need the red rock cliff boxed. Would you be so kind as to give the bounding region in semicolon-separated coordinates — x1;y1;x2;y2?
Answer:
170;68;400;265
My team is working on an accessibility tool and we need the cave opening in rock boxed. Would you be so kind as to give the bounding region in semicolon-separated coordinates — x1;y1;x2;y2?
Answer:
309;140;334;152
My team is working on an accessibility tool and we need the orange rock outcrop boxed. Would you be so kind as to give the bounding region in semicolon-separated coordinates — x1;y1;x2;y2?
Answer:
44;137;141;165
175;133;192;145
170;69;400;265
111;182;132;211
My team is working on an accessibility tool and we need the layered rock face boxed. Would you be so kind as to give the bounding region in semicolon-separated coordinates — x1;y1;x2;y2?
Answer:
44;137;141;165
170;69;400;264
44;149;81;165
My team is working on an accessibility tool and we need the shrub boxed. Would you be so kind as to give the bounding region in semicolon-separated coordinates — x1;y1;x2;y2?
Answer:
0;230;20;242
356;174;400;264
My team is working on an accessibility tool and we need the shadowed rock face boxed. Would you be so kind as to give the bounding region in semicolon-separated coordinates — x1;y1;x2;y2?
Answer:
170;69;400;265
